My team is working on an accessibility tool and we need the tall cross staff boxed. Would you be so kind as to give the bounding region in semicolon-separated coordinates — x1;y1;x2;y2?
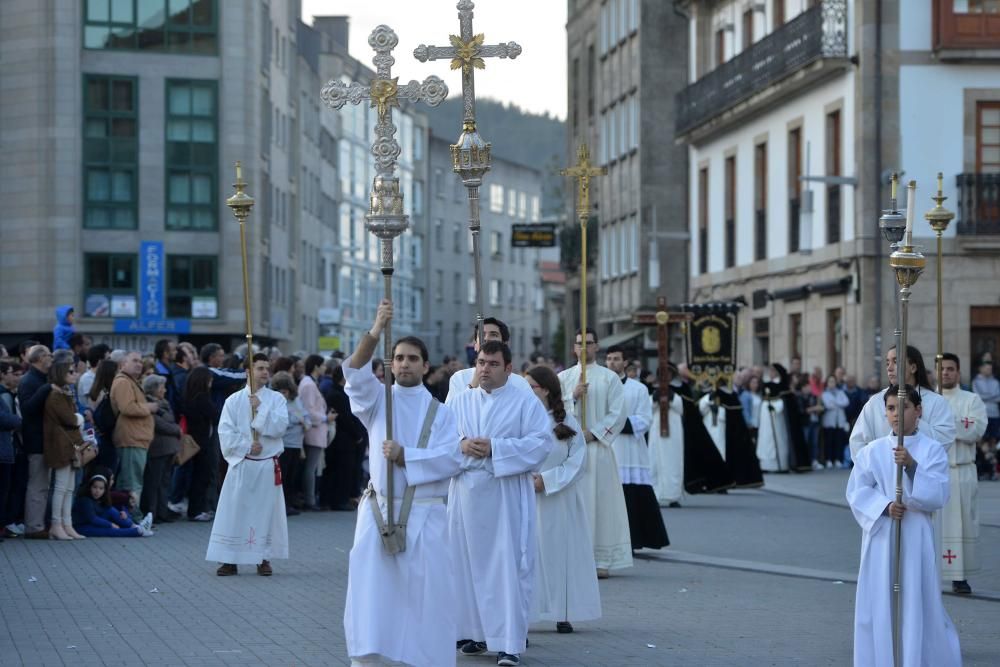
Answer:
633;297;693;436
414;0;521;347
321;26;447;553
226;162;259;438
562;144;606;430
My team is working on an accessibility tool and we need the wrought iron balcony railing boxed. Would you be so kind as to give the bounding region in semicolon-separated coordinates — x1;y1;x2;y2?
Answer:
675;0;848;137
956;173;1000;235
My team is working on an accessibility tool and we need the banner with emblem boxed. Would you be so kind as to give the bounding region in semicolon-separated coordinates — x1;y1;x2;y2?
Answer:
681;302;741;392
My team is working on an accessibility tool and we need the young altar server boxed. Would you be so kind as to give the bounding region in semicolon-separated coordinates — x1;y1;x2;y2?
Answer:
450;341;552;667
207;353;289;576
525;366;601;635
846;385;961;667
343;299;465;667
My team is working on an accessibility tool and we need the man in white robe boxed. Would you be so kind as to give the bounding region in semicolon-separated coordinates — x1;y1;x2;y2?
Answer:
849;345;955;459
450;341;552;667
207;353;289;576
648;384;685;507
446;317;530;401
939;353;987;595
846;386;961;667
343;300;465;667
558;328;632;577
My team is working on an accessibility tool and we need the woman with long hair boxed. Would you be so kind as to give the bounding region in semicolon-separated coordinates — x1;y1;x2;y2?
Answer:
88;359;121;473
43;359;85;540
525;365;601;634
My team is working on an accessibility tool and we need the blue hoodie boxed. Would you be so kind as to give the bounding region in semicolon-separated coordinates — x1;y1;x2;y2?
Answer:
53;305;75;350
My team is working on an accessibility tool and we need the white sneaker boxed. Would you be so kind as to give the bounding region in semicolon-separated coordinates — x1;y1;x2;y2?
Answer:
167;500;188;515
140;513;154;533
139;526;155;537
825;461;834;469
5;523;24;536
191;512;213;522
811;460;823;471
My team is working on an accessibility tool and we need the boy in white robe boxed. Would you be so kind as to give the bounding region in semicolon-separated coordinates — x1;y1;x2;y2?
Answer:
847;385;961;667
450;341;552;667
207;353;289;575
343;300;465;667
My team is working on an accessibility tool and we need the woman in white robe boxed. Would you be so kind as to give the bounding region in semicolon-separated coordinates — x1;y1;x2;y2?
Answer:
526;367;601;634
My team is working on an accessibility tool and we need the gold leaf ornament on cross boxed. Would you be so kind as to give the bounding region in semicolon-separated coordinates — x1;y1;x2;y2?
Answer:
449;34;486;73
370;78;399;120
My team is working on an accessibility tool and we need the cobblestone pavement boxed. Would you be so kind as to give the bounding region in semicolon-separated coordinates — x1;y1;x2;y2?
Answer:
2;470;998;666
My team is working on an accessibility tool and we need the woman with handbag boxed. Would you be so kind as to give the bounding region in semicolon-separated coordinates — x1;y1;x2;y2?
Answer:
141;374;181;524
43;358;87;540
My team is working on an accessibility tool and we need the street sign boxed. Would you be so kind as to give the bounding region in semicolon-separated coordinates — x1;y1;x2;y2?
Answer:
114;319;191;334
511;223;557;248
318;336;341;351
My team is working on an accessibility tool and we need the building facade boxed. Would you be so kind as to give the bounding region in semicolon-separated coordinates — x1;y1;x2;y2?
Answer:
0;1;431;355
678;0;1000;381
426;135;549;365
565;0;690;360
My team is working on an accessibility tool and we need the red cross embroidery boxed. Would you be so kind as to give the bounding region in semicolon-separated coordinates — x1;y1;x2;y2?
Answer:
603;426;615;437
943;549;957;564
962;417;975;429
246;527;257;547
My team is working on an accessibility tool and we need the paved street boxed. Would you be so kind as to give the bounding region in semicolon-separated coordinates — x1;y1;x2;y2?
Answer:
2;471;999;666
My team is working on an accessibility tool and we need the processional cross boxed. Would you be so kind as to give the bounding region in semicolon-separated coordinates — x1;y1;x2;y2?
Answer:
414;0;521;346
320;26;447;554
561;144;606;430
633;297;693;436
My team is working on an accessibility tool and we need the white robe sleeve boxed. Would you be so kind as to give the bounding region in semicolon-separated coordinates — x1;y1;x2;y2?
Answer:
592;376;626;446
343;360;382;428
628;389;652;438
491;393;553;478
955;393;988;442
251;391;288;439
846;446;893;534
904;438;950;513
403;404;464;487
218;396;250;463
540;428;586;496
918;391;956;452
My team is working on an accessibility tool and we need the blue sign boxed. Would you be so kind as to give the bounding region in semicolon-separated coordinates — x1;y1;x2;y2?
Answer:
140;241;164;319
114;319;191;334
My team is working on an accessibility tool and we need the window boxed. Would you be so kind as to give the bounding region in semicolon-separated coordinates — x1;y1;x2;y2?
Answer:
977;101;1000;172
630;215;640;272
773;0;785;29
826;308;843;374
454;272;462;303
753;317;770;366
434;168;445;197
754;142;768;261
507;188;517;216
530;196;540;222
742;9;754;50
489;184;504;212
468;276;477;304
789;312;802;361
166;79;217;230
698;167;709;274
587;45;596;118
599;2;609;54
489;279;501;306
83;75;137;229
453;223;464;252
571;57;580;130
724;155;736;268
84;253;137;317
788;127;802;253
434;219;444;250
435;270;444;301
715;28;726;67
490;231;503;256
166;255;217;318
935;1;1000;50
601;226;610;279
826;110;842;244
84;0;217;53
518;192;527;219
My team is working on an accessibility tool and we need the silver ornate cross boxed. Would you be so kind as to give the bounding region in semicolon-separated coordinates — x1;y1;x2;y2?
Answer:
319;25;447;555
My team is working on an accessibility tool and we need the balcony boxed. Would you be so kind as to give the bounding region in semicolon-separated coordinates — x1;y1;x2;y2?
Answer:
957;173;1000;235
675;0;848;142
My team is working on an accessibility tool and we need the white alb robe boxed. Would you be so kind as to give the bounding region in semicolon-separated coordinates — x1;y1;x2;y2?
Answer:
755;397;789;472
648;393;685;505
699;394;726;459
446;367;531;403
558;362;633;570
847;432;961;667
940;386;987;581
612;377;654;485
449;381;552;655
343;362;465;667
849;387;956;458
531;411;601;624
206;385;289;565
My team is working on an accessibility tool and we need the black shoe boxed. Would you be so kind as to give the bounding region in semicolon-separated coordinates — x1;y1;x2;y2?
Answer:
668;501;682;508
460;641;488;656
331;502;356;511
952;580;972;595
497;653;520;666
216;563;238;576
556;621;573;633
285;507;301;516
457;640;471;651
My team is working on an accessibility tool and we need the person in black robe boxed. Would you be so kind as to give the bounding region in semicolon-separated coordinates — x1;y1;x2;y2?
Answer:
711;386;764;488
766;363;812;473
670;371;735;494
319;365;368;510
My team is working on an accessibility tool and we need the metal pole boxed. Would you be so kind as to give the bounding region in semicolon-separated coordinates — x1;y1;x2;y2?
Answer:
579;208;588;430
468;185;485;349
226;162;258;431
380;245;395;536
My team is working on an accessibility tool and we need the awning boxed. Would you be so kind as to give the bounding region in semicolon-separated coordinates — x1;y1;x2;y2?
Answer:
600;328;644;349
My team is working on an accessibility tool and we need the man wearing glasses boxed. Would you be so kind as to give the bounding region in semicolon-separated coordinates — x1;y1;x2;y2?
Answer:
558;328;632;578
449;341;551;667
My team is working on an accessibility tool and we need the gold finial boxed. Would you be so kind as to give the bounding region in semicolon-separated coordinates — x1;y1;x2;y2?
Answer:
925;170;954;234
226;161;255;221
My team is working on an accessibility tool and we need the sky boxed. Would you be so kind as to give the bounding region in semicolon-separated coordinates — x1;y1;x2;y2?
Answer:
300;0;567;119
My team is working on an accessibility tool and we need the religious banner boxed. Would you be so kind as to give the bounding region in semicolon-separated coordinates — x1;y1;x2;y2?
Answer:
681;302;740;392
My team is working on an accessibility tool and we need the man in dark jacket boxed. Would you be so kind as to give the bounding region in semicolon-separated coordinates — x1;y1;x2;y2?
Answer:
320;365;367;510
18;345;53;538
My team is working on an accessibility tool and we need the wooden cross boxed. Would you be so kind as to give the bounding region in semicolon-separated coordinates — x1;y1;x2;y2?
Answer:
414;1;522;133
633;296;693;436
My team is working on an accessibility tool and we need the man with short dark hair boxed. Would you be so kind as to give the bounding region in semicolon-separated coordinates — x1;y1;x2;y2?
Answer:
154;338;179;413
69;333;91;362
18;345;53;538
208;352;289;576
450;340;551;666
446;317;530;402
200;342;247;410
940;352;987;594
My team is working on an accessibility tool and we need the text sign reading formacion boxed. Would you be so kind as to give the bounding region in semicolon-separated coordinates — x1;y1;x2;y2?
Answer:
510;224;557;248
140;241;165;319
